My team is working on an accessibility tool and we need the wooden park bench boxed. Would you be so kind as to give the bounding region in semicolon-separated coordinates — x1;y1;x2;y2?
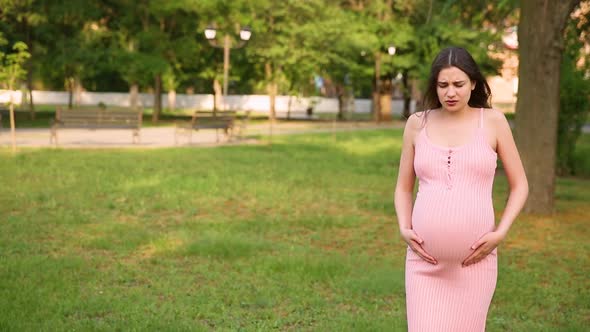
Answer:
278;109;318;120
50;107;143;146
174;110;250;144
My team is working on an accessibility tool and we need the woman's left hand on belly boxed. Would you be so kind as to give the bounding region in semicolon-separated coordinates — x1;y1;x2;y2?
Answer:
462;231;505;267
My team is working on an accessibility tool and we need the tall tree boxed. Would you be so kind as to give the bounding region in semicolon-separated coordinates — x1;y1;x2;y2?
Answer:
137;0;171;122
0;0;46;119
145;0;208;121
514;0;580;214
102;1;161;111
342;0;508;120
342;0;399;122
0;40;30;152
38;0;105;109
246;0;292;121
316;7;373;119
248;0;351;121
405;0;509;101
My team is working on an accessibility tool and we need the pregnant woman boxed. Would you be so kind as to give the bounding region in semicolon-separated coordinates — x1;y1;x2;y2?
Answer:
394;47;529;331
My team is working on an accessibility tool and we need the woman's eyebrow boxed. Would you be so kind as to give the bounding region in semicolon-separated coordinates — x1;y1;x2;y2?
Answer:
437;80;465;85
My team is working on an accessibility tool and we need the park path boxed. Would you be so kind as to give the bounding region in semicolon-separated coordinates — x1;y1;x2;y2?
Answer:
3;120;587;149
0;121;403;149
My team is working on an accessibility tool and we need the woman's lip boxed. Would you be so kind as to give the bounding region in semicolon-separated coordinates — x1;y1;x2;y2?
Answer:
446;100;457;105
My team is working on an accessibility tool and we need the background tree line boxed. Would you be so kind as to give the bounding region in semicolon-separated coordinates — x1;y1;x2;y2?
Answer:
0;0;514;120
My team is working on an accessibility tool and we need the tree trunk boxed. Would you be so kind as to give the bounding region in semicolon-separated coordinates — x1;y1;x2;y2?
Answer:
402;71;412;119
24;17;35;120
372;52;381;122
337;94;344;121
168;89;176;112
265;62;277;122
213;79;222;113
67;77;74;109
152;74;162;123
336;84;345;120
269;82;277;121
130;83;139;110
74;77;82;106
9;88;16;153
26;60;35;120
379;77;393;121
514;0;580;214
287;95;293;119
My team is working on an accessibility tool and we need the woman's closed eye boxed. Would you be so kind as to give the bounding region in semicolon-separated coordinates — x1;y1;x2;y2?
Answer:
438;81;466;88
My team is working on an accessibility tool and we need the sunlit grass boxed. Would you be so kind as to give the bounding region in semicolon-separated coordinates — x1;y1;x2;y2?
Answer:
1;129;589;331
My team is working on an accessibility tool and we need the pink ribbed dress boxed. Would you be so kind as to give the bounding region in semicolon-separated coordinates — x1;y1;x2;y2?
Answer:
406;108;498;331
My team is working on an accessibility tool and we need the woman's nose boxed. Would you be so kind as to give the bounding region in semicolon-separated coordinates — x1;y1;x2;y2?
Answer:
446;86;456;97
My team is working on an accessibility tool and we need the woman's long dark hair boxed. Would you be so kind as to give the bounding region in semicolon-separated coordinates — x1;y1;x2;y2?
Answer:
421;47;492;112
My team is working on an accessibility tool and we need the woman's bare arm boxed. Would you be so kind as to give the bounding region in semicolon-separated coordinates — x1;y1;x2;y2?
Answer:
394;115;418;230
493;110;529;236
394;114;437;264
463;110;528;266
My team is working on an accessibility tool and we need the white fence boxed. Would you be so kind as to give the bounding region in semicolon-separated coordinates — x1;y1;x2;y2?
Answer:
0;90;416;116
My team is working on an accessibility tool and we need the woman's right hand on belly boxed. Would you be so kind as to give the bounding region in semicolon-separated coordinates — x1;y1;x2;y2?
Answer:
400;228;438;265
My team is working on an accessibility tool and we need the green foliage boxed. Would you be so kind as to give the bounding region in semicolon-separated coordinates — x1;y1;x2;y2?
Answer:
245;0;339;94
558;58;590;175
0;41;30;92
557;10;590;176
0;0;514;97
572;131;590;178
406;0;509;91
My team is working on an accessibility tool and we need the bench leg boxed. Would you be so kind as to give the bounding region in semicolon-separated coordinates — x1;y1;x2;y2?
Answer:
132;129;140;144
49;127;58;147
175;126;192;145
226;127;233;142
332;118;336;141
174;124;188;145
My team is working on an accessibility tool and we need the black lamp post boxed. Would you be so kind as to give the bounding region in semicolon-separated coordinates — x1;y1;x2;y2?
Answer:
204;25;252;100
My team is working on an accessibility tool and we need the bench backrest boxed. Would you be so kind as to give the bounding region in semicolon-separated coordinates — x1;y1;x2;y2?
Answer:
191;111;236;128
55;108;143;129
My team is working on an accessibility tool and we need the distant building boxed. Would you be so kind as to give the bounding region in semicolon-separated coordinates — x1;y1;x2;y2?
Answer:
488;26;519;113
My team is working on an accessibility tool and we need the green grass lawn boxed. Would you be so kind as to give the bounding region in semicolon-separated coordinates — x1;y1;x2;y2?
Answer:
1;129;589;331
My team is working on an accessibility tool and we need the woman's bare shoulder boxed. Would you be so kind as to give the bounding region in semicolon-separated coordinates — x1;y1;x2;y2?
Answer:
483;108;511;128
405;112;427;130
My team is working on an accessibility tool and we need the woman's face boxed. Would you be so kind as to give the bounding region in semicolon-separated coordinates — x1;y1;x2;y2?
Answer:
436;66;475;112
